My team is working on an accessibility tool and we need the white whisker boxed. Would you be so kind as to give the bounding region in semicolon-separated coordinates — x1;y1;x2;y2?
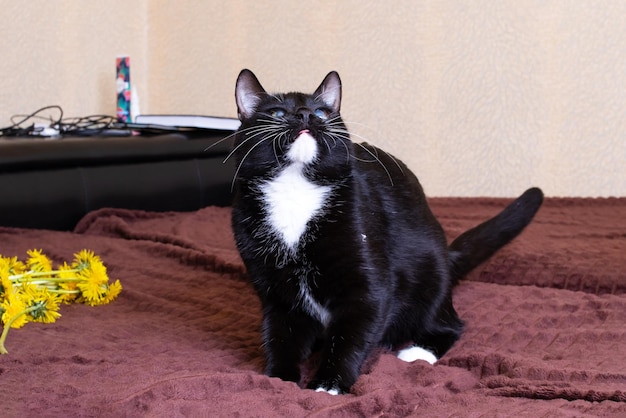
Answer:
331;122;405;175
202;129;239;152
273;130;291;163
230;136;273;191
225;118;288;161
381;149;405;175
340;139;351;164
223;124;284;163
223;135;256;163
322;137;332;153
354;142;395;186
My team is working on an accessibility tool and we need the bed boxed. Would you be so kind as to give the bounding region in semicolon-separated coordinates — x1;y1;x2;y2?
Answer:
1;134;625;417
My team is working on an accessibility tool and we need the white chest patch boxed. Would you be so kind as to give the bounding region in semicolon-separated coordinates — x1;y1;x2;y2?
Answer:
260;162;331;249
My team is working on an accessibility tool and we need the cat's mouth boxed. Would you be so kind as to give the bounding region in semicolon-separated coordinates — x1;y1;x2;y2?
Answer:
291;128;313;143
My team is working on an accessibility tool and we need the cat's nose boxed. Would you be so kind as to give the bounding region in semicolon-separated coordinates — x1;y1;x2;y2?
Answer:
296;108;312;125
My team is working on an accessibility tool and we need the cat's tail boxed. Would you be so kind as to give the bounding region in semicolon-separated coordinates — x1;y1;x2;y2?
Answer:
448;187;544;284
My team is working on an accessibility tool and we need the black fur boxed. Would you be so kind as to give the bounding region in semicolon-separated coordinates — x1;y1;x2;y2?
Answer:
230;69;543;394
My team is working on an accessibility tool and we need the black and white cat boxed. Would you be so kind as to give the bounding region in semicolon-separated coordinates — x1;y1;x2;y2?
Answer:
230;69;543;395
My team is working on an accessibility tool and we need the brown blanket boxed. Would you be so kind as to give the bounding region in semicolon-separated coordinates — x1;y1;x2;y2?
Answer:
1;197;624;417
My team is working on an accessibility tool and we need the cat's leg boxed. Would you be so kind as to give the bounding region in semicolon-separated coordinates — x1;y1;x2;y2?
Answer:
306;306;382;395
388;293;464;364
382;323;440;364
261;306;322;383
409;300;464;361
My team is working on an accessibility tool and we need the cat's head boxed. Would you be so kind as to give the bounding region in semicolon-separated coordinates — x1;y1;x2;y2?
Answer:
233;69;351;181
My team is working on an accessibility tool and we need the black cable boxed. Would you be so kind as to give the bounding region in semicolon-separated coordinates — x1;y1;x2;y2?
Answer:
0;105;64;137
56;114;118;136
0;106;123;137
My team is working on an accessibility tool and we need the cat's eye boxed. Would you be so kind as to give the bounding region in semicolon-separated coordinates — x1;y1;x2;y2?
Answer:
314;108;330;120
269;108;286;118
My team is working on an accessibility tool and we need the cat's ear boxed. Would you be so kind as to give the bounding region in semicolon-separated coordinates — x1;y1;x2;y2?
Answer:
314;71;342;113
235;69;266;120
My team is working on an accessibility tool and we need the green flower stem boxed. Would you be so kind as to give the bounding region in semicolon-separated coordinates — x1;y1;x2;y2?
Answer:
0;305;39;355
49;289;81;295
9;270;80;281
17;278;84;285
10;278;85;290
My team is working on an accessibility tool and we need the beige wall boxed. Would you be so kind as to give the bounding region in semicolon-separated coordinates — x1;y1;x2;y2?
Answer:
2;1;625;197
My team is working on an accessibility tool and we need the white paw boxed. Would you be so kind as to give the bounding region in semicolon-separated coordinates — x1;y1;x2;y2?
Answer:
315;387;340;396
396;345;437;365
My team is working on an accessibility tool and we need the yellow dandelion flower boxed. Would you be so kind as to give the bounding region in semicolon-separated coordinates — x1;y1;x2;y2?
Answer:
97;279;123;306
0;260;12;299
85;261;108;284
1;277;12;302
72;249;103;272
0;258;8;277
2;257;26;301
76;262;110;306
6;256;26;276
2;255;26;279
26;249;53;272
56;262;76;279
15;280;36;298
23;287;61;324
56;262;80;303
1;248;122;355
0;292;32;354
1;293;29;329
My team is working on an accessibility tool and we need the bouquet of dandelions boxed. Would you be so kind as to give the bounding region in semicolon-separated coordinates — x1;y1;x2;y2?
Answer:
0;249;122;354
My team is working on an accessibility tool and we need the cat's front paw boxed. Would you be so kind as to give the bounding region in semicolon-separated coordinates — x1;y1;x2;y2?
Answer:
315;386;341;396
308;379;346;395
396;345;438;364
